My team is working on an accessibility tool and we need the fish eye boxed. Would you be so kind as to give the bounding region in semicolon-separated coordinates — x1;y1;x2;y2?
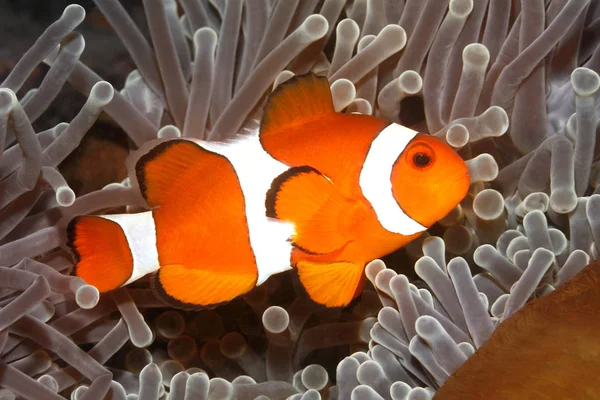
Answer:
405;141;435;170
413;153;431;168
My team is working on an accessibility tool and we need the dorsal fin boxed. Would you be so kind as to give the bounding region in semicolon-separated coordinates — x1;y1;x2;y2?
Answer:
136;139;205;207
260;73;335;142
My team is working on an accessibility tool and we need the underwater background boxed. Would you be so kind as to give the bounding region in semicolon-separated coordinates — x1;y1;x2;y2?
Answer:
1;0;600;399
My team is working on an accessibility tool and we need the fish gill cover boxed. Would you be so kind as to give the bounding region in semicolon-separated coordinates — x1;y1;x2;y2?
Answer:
0;0;599;399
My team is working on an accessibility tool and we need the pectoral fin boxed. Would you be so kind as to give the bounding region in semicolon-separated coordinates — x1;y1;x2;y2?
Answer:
266;166;365;255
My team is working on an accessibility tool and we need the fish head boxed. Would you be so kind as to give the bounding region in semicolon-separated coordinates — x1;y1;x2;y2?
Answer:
391;133;470;228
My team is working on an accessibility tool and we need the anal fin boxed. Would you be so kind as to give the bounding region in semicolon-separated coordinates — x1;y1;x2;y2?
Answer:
151;263;257;310
296;261;365;308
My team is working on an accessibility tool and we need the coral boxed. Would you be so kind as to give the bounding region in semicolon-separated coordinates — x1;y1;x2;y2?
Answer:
0;0;600;399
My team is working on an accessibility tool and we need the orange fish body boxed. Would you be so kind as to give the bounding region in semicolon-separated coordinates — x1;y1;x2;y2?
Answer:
68;74;470;309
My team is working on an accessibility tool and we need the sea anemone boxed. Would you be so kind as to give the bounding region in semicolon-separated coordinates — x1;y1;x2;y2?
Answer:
0;0;599;399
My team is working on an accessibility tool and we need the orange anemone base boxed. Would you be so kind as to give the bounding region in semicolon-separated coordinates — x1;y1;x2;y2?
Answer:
436;260;600;399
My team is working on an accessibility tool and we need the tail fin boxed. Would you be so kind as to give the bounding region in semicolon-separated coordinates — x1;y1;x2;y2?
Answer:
67;216;134;292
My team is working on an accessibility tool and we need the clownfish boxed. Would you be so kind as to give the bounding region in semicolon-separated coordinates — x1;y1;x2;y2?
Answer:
67;74;470;309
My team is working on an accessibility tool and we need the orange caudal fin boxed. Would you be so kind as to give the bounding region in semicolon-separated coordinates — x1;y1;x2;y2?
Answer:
266;166;365;255
136;139;206;208
260;73;335;143
67;216;133;293
296;261;366;308
151;263;257;310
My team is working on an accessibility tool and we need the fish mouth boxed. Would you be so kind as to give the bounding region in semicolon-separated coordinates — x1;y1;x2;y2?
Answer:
448;172;471;197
